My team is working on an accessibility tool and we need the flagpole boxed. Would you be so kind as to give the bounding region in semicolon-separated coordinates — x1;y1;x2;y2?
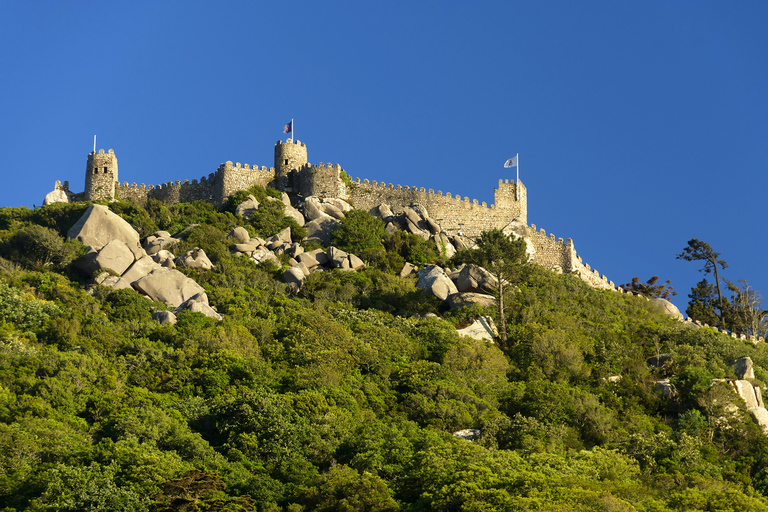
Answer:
93;135;96;153
516;153;519;200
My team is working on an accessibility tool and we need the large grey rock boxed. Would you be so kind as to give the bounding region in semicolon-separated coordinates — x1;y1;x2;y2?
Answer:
433;233;456;258
178;247;213;270
229;226;250;243
324;198;353;213
751;408;768;435
152;311;177;325
134;268;206;308
145;236;179;256
405;218;430;240
372;203;394;222
91;239;136;275
327;247;351;269
187;302;223;321
502;217;528;238
402;207;423;228
152;249;176;268
456;264;498;295
67;204;141;253
43;188;72;206
122;255;162;284
451;235;473;251
284;203;306;227
348;253;365;271
417;265;458;301
733;357;755;380
456;316;497;341
424;217;441;235
321;203;345;221
94;271;133;290
651;298;684;321
175;292;209;309
304;217;338;246
250;247;281;267
303;198;329;222
307;249;329;266
235;195;260;219
735;380;760;409
296;252;320;269
269;227;292;245
400;262;418;278
446;292;496;310
284;267;306;286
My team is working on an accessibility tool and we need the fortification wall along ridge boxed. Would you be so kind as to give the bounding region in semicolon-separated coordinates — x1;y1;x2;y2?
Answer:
58;139;617;292
346;178;527;239
111;161;275;206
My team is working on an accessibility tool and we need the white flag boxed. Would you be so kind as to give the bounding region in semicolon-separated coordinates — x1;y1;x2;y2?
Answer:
504;156;518;168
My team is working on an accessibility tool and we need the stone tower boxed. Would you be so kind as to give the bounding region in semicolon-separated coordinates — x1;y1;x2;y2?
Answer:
274;139;307;190
84;149;118;201
494;179;527;225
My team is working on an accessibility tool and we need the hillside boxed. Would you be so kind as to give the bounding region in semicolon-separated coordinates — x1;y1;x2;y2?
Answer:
2;194;768;511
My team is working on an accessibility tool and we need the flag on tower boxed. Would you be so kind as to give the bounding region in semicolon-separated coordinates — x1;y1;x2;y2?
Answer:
504;156;518;168
283;121;293;134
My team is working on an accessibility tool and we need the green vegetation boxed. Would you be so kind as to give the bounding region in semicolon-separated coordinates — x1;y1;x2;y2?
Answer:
1;197;768;510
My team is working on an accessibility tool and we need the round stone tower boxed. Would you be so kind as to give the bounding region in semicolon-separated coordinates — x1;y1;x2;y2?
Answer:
274;139;307;190
84;149;118;201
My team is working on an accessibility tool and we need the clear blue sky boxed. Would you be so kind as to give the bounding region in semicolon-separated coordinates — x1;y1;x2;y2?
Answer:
2;1;767;313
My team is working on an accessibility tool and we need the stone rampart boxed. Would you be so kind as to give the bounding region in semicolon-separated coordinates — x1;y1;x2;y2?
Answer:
113;162;275;206
525;223;617;291
346;177;527;239
292;163;348;199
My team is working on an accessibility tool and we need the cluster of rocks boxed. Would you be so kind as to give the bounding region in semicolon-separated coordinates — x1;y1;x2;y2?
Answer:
68;205;221;323
647;355;768;435
368;203;473;259
406;263;500;341
227;222;367;290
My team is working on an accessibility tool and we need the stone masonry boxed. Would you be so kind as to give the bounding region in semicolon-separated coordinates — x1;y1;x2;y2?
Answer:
53;138;617;291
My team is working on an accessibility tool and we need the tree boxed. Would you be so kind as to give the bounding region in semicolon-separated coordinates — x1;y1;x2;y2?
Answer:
451;229;528;347
330;210;386;256
622;275;677;300
686;279;722;327
676;239;728;321
726;279;767;338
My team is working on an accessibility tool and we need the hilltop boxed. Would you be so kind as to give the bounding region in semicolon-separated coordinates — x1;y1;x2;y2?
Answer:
2;184;768;510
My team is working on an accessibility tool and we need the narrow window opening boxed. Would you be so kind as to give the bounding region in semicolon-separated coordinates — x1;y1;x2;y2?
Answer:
104;167;108;173
284;159;288;165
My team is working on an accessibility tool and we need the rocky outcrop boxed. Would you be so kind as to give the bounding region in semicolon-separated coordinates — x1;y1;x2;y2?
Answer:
651;298;684;321
67;204;142;254
416;265;458;301
134;268;207;309
178;248;214;270
89;240;137;275
235;195;260;219
446;292;496;310
733;357;755;379
456;264;497;295
456;316;497;341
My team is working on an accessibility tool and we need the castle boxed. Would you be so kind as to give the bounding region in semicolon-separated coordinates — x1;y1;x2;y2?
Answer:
46;139;619;291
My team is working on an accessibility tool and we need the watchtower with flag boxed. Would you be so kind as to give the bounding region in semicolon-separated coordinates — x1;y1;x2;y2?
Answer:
274;138;308;190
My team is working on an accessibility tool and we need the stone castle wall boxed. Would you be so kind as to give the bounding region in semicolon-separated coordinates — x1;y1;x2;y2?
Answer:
346;177;527;239
113;161;275;206
524;224;616;291
61;140;618;292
